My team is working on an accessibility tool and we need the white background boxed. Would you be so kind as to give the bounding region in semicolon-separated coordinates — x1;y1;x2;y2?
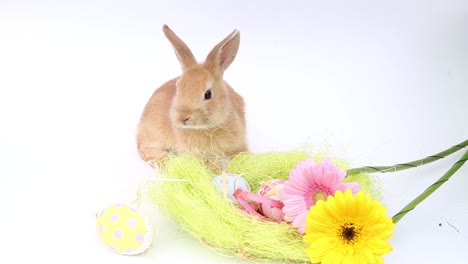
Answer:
1;0;467;263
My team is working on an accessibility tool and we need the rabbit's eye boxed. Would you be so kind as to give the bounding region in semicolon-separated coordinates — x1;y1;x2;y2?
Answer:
204;89;212;100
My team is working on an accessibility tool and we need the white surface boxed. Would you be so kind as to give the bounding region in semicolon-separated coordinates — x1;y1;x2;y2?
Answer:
1;0;467;263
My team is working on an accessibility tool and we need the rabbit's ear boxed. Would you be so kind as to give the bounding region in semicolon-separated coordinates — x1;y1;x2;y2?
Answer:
163;25;197;71
205;29;240;74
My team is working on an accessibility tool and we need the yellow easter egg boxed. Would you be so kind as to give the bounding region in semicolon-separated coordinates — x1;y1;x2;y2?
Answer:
96;204;153;255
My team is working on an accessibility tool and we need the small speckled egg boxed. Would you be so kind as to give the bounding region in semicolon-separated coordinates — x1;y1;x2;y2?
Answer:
213;173;251;202
257;179;285;221
96;204;153;255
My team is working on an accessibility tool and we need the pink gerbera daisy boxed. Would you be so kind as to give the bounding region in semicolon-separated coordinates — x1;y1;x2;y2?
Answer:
280;157;360;234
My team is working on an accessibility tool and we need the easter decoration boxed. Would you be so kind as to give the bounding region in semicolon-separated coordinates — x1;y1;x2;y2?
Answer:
95;176;191;255
212;172;251;203
252;179;285;221
141;139;468;263
96;204;153;255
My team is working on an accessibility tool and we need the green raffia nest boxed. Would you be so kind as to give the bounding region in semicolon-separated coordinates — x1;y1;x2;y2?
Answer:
144;151;381;262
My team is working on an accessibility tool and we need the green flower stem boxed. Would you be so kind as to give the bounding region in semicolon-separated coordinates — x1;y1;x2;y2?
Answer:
392;149;468;224
346;139;468;176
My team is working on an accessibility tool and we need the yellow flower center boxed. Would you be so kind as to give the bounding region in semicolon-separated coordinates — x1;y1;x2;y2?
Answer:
339;223;361;245
313;191;327;202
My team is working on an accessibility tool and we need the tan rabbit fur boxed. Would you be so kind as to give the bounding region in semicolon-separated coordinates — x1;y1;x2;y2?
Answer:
136;25;248;170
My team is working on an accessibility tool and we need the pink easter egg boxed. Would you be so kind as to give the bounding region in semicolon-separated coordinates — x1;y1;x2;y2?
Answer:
257;180;285;221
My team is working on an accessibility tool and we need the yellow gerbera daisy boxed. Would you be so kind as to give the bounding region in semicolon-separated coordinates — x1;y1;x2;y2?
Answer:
304;189;394;264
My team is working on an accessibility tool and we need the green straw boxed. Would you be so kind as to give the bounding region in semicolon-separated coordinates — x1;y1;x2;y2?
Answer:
346;139;468;176
392;149;468;223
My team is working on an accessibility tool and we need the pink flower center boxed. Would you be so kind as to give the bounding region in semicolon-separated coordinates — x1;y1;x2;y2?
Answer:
304;184;333;208
313;192;327;202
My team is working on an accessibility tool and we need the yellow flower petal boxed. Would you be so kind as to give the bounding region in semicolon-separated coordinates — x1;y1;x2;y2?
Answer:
375;255;384;264
304;190;394;264
361;248;376;263
322;251;344;264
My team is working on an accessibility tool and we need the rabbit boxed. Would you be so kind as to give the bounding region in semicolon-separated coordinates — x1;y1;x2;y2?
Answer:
136;25;248;171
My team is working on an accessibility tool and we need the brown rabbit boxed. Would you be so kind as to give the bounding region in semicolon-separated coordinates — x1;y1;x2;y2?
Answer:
136;25;248;170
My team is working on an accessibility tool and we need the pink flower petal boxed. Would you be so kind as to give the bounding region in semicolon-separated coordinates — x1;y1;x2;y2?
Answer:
288;170;309;191
282;196;306;208
304;167;319;186
283;204;305;217
291;210;308;234
284;186;305;196
342;182;360;194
